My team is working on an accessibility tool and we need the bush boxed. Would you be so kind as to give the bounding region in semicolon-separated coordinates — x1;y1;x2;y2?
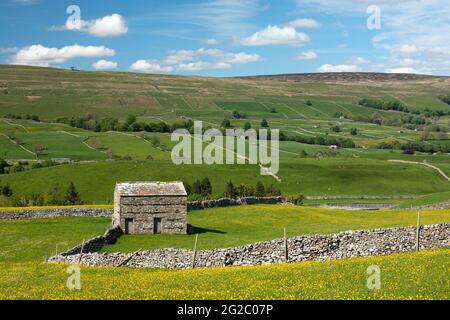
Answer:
288;194;304;205
235;184;256;197
261;119;269;128
223;181;236;198
255;181;265;197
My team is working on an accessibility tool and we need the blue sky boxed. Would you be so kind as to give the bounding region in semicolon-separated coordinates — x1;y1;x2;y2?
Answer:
1;0;449;76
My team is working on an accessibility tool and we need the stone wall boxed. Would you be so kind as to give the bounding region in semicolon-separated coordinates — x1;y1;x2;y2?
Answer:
187;196;290;211
61;226;122;256
0;197;291;221
0;208;111;220
48;223;450;269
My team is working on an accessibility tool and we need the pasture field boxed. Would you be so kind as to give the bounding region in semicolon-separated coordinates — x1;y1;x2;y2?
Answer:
102;205;450;252
1;157;450;204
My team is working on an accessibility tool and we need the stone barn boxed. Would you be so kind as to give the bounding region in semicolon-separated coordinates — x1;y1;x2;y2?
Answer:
113;182;187;235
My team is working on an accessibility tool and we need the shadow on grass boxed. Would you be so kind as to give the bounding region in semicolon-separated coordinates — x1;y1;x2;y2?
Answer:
191;226;226;235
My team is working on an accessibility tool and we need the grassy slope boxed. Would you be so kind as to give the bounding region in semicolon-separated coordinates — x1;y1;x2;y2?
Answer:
1;158;450;203
396;191;450;209
0;207;448;299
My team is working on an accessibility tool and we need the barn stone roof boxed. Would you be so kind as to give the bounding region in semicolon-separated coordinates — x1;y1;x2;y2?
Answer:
115;181;187;196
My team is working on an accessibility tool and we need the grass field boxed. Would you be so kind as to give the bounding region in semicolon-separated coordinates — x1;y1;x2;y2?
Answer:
103;205;450;252
1;158;450;204
0;211;448;299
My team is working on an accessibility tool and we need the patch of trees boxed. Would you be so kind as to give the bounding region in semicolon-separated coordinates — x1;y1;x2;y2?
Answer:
0;159;60;174
184;178;213;200
4;114;40;121
438;93;450;106
279;131;355;149
8;182;83;207
223;180;282;198
358;98;410;113
56;113;194;134
0;184;13;198
232;110;246;119
376;140;450;154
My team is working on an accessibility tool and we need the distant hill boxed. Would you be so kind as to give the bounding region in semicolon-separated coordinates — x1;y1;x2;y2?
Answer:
237;72;449;82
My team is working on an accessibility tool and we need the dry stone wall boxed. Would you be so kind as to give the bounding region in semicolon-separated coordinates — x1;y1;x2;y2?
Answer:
0;197;293;221
49;223;450;270
0;208;111;220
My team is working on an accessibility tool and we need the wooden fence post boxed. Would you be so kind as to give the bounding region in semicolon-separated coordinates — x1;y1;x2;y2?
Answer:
416;210;421;251
78;239;85;265
192;234;199;269
284;227;288;262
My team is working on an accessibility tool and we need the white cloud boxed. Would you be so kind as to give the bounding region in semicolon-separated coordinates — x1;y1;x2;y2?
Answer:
0;47;19;53
348;57;372;65
8;44;115;67
49;14;128;37
288;18;320;29
12;0;39;5
385;67;419;74
296;51;317;60
202;38;222;45
130;60;174;73
92;60;118;70
235;25;310;46
298;0;450;75
130;48;261;73
392;44;419;55
317;64;361;72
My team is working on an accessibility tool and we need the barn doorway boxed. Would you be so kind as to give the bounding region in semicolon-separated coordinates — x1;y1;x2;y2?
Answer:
125;218;134;234
153;218;162;234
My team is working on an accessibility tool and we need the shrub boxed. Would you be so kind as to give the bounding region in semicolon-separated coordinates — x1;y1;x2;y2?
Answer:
223;181;236;198
261;119;269;128
288;194;304;205
255;181;266;197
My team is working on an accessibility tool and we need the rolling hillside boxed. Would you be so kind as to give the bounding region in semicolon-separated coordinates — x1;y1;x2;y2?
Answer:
0;65;449;206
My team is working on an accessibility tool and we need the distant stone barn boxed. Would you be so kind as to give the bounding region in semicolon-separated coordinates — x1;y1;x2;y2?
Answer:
113;182;187;235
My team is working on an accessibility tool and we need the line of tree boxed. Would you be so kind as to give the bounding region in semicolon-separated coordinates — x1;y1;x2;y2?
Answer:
376;140;450;154
3;114;40;121
184;178;213;199
358;98;410;113
279;131;356;148
223;181;281;198
6;182;82;207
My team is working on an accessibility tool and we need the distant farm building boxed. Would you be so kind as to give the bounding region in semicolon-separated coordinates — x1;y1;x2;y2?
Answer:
113;182;187;235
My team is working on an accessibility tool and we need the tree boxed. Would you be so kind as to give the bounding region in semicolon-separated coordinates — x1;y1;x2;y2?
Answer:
255;181;265;197
183;181;192;195
244;122;252;131
200;177;212;197
306;100;313;106
331;126;341;133
33;144;46;157
0;158;7;174
124;114;137;127
270;107;277;113
150;135;161;147
66;182;80;205
232;110;241;119
261;119;269;128
350;128;358;136
223;181;236;198
1;184;12;197
192;179;202;195
221;119;231;128
235;184;255;197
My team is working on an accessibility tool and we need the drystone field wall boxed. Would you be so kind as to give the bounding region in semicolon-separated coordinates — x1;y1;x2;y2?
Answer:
49;223;450;270
61;226;123;256
0;197;293;221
